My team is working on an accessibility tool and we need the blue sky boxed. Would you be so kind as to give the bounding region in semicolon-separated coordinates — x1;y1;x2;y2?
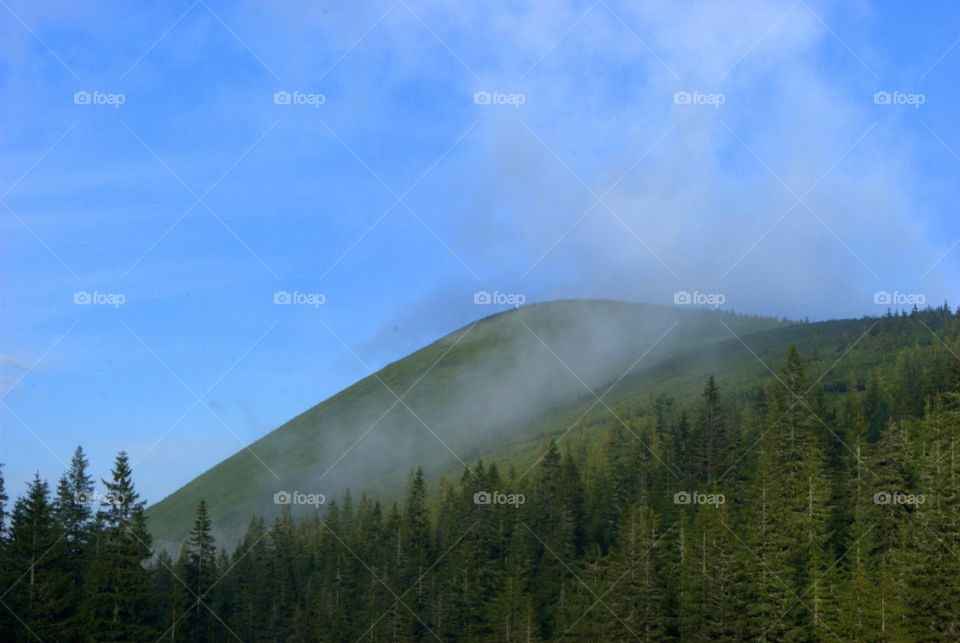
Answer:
2;0;958;503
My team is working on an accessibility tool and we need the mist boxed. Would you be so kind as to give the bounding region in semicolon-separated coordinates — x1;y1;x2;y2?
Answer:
3;0;957;507
151;300;780;550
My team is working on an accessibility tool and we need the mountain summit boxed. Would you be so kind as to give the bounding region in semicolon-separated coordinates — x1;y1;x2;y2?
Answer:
146;300;792;549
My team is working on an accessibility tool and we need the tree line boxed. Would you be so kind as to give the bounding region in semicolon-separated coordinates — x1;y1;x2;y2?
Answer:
1;308;959;641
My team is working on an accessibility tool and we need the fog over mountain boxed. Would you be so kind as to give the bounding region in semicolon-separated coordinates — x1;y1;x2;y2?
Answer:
1;0;957;537
3;2;960;641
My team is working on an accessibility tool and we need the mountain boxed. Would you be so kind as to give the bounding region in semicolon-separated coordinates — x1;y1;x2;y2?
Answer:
145;300;785;549
11;301;959;641
146;299;946;551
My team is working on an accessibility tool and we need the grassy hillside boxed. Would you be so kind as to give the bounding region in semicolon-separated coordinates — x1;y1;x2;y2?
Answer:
147;301;956;552
146;300;787;549
13;302;958;641
191;306;958;642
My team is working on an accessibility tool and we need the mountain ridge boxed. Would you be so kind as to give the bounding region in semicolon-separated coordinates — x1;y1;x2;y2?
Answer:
145;300;797;550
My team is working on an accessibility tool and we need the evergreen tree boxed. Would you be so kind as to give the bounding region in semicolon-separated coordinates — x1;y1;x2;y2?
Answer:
489;521;536;641
4;474;69;641
0;463;9;637
610;504;669;640
865;368;891;443
81;451;157;641
0;463;8;543
399;467;433;640
52;446;95;635
268;505;298;641
525;440;586;639
177;499;218;642
227;515;271;641
0;309;956;641
903;422;960;640
769;346;833;637
695;375;728;485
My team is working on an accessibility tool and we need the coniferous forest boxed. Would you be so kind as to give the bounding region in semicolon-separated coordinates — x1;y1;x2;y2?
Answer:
4;0;960;639
2;307;960;641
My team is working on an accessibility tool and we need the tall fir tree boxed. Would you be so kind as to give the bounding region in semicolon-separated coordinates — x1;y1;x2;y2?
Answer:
81;451;157;641
4;474;70;641
176;499;218;642
399;467;433;640
53;446;95;635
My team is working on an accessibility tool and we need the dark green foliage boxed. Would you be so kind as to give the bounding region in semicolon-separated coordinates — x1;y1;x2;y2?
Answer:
0;463;7;542
1;307;959;641
3;474;70;640
52;446;95;635
81;451;157;641
174;499;219;642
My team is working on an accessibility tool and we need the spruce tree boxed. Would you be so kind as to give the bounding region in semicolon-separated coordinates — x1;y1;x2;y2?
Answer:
610;504;669;640
0;462;8;542
400;467;433;640
4;473;71;640
0;463;9;637
53;446;95;635
768;346;833;636
178;499;218;642
268;505;298;641
81;451;157;641
904;422;960;639
227;515;271;641
696;375;727;485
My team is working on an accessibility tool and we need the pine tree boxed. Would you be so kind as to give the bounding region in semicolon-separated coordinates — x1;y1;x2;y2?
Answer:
400;467;433;640
0;463;10;637
4;473;71;640
609;504;669;640
525;440;586;639
81;451;157;641
0;462;8;543
742;443;787;641
268;505;298;641
177;499;218;642
353;495;391;642
53;446;95;635
490;521;535;641
865;368;891;443
903;420;960;639
227;515;271;641
768;347;833;637
695;375;727;485
153;548;181;641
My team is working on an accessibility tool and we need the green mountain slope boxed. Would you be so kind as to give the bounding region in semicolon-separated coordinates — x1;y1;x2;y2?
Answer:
146;300;790;549
153;299;949;551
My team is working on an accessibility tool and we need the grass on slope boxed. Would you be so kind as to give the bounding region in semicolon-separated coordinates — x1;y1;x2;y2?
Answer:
146;300;788;550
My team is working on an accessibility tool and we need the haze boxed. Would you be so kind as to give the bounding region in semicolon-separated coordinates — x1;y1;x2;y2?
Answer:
1;0;957;505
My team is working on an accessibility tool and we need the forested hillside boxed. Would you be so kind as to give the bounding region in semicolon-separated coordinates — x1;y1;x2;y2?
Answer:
1;305;959;641
146;301;787;551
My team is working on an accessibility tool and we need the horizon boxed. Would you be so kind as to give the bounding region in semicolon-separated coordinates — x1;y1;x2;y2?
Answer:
3;0;959;505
